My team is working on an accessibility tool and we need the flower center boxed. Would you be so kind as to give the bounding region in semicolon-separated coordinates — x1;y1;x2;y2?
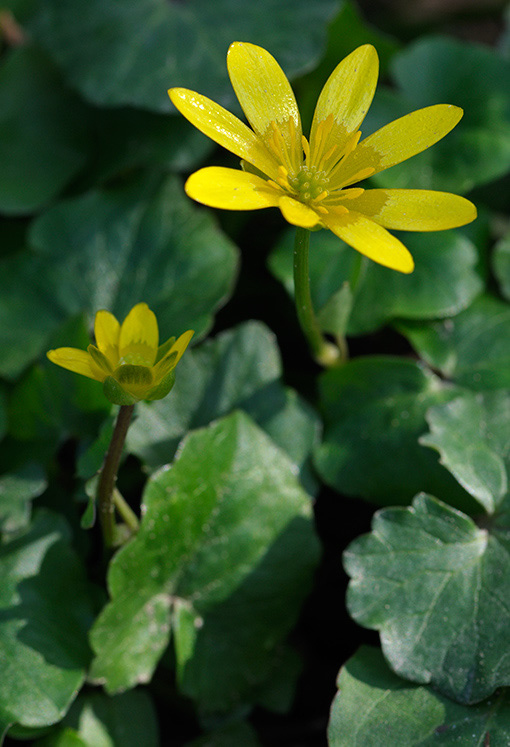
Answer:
288;167;329;204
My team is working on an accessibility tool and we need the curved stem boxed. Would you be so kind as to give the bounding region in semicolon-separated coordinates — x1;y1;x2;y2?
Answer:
97;404;134;547
293;227;344;367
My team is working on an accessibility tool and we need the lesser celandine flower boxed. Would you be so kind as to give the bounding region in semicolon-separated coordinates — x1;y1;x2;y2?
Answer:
47;303;193;406
169;42;476;273
169;42;476;366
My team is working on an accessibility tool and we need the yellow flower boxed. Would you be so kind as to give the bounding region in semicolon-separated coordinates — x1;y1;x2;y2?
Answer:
47;303;193;405
169;43;477;274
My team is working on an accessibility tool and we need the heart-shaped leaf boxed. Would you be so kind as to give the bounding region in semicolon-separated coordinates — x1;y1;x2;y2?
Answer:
314;357;473;509
0;175;238;379
398;294;510;390
89;412;320;713
344;494;510;704
421;390;510;514
31;0;339;112
328;646;510;746
0;511;95;739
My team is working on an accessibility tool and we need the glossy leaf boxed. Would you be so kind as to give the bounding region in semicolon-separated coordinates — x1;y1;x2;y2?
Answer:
268;225;483;336
344;495;510;704
0;45;89;214
421;391;510;514
0;176;238;379
89;412;320;713
398;295;510;390
314;357;474;509
127;322;321;492
31;0;339;112
0;511;95;738
328;646;510;746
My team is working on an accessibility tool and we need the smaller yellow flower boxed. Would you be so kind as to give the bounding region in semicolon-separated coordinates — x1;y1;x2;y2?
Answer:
47;303;193;405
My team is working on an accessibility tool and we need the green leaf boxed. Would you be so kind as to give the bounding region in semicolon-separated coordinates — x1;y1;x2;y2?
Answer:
0;464;47;534
328;646;510;746
0;175;238;379
7;316;109;449
398;294;510;390
344;494;510;704
268;226;483;336
0;511;95;738
0;45;89;214
421;391;510;514
314;357;475;509
84;108;213;185
38;691;159;747
127;322;321;492
31;0;339;112
89;412;320;713
363;36;510;193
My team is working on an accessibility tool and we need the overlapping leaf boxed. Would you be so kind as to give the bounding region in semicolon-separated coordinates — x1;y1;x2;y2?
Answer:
344;494;510;704
0;511;96;740
328;647;510;746
399;294;510;390
421;390;510;514
89;412;320;713
269;226;483;336
0;175;238;379
30;0;339;112
127;322;321;491
314;357;474;509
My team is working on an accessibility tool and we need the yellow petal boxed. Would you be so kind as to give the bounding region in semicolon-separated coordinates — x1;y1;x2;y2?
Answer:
227;42;302;171
94;310;120;366
278;196;321;228
346;189;477;230
334;104;463;186
185;167;282;210
47;347;104;381
310;45;378;153
169;88;279;180
119;303;159;366
322;210;414;273
169;329;194;365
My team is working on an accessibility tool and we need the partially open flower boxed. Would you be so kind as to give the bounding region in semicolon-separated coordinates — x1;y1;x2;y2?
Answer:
47;303;193;405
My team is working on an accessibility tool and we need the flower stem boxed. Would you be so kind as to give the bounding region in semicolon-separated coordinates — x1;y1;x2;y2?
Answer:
97;404;134;547
113;488;139;532
293;226;343;367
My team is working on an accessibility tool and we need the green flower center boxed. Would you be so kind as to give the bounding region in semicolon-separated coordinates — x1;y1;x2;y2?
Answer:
288;168;329;204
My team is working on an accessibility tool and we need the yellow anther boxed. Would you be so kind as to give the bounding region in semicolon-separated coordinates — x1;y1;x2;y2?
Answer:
314;190;329;202
316;205;329;214
343;167;375;186
301;135;310;160
332;188;364;201
267;179;284;192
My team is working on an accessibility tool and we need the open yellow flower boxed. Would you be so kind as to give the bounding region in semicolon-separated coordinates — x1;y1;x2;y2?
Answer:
169;42;476;274
47;303;193;405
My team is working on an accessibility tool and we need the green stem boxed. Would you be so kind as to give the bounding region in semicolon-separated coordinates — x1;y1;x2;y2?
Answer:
113;488;139;532
293;227;344;367
97;404;134;547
